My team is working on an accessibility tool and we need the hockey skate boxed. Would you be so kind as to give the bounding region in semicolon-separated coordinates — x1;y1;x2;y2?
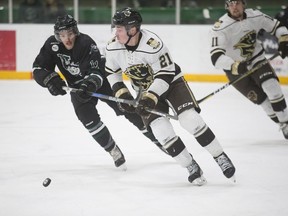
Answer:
109;145;127;171
279;122;288;139
214;152;236;182
187;159;207;186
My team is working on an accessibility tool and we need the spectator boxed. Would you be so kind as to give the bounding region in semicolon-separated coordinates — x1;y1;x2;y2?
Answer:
18;0;44;23
133;0;147;8
182;0;198;8
44;0;66;23
161;0;173;8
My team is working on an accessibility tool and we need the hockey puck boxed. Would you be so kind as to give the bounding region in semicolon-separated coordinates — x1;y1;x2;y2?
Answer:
43;178;51;187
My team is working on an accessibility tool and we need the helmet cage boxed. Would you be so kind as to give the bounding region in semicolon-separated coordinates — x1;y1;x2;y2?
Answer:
54;14;79;42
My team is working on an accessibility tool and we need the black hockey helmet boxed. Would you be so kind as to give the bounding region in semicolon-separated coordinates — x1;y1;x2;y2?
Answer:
112;7;142;31
54;14;79;42
225;0;247;9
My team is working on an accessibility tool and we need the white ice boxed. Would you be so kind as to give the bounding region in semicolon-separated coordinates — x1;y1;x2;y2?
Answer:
1;80;288;216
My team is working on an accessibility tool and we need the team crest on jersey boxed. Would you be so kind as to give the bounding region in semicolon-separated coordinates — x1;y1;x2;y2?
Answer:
123;64;153;90
147;38;160;49
57;54;80;76
233;30;257;59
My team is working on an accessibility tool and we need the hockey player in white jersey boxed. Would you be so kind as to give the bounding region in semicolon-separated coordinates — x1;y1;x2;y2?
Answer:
105;7;236;184
210;0;288;138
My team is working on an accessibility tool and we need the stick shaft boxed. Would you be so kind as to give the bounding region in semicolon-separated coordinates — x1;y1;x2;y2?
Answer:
145;108;178;120
197;53;279;104
63;87;138;106
63;86;178;120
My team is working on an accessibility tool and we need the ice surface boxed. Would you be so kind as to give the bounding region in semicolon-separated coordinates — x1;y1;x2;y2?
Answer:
0;80;288;216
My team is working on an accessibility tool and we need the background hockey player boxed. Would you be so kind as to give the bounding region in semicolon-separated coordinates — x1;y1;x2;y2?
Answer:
32;14;161;170
210;0;288;138
275;6;288;29
105;7;236;184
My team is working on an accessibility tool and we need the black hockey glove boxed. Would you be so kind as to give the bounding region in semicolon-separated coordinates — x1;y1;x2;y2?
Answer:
115;88;136;113
43;72;67;96
136;92;158;117
231;61;248;75
76;74;102;103
278;35;288;58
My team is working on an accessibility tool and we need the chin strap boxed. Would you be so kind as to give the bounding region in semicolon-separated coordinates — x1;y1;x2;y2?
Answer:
125;35;133;45
124;28;140;45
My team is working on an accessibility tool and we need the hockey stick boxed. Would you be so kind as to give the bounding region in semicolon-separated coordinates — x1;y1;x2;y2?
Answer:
64;86;171;153
63;86;140;106
196;53;279;104
145;107;178;120
63;86;178;120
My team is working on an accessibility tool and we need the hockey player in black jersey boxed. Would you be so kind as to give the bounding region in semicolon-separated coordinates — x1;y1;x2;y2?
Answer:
210;0;288;138
32;14;161;170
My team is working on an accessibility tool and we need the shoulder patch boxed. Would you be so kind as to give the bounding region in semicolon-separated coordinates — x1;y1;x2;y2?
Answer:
107;37;116;45
146;38;160;49
213;20;223;29
51;44;59;52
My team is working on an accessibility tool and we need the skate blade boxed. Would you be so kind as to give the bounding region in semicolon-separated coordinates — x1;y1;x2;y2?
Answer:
229;175;236;183
192;176;207;186
118;163;127;171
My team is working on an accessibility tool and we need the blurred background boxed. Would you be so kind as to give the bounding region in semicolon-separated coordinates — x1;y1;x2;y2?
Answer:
1;0;287;81
0;0;287;24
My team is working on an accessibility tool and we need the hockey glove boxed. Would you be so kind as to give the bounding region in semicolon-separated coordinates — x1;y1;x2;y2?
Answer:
278;35;288;58
76;74;102;103
115;88;136;113
231;61;248;75
136;92;158;117
43;72;67;96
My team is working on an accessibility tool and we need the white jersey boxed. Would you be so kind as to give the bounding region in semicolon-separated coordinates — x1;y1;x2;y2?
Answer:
210;8;288;71
105;29;183;96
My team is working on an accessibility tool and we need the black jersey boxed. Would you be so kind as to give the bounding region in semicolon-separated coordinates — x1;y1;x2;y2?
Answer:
33;33;102;87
